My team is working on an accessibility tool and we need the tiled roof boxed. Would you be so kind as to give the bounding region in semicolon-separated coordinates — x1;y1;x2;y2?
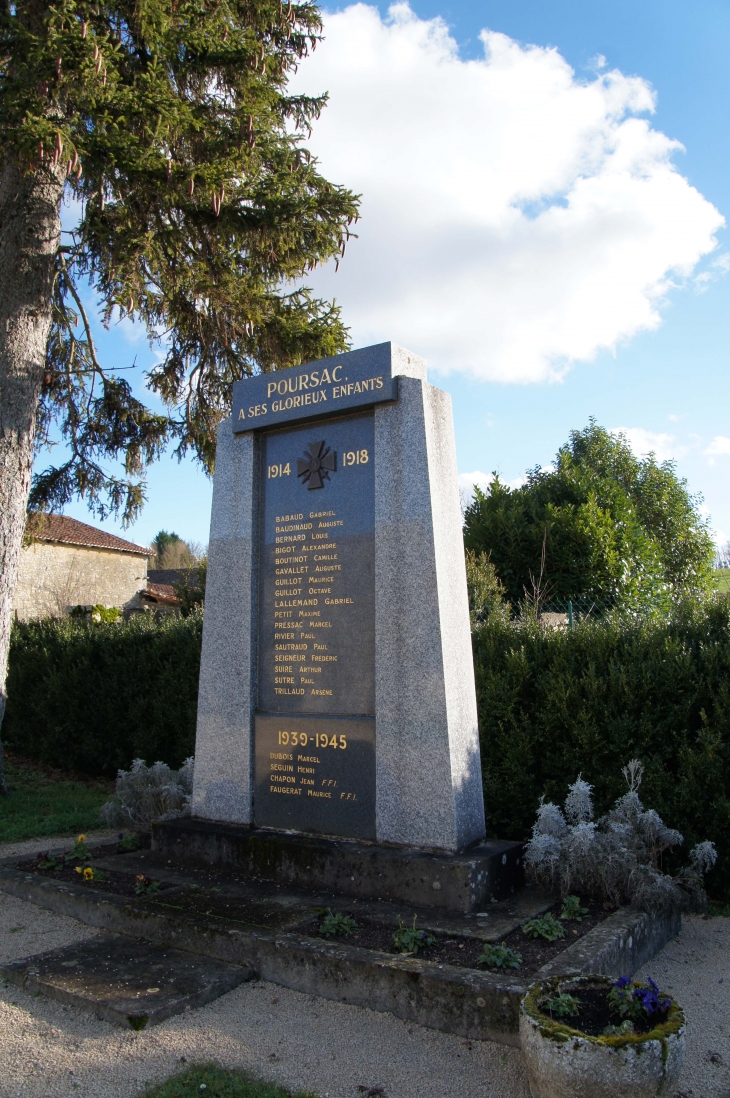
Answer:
144;582;182;604
27;514;152;556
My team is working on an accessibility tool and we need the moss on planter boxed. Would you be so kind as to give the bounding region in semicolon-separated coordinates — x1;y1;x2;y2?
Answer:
523;975;685;1052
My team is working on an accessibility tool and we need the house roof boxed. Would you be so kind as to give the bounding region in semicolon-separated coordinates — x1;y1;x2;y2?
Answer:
143;581;182;605
27;514;153;557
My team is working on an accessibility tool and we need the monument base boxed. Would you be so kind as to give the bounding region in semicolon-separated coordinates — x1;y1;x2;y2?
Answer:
151;817;524;913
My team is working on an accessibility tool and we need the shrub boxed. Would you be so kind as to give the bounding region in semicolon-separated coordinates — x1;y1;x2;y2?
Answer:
318;909;358;938
473;598;730;900
524;761;716;911
465;551;511;626
100;758;194;831
3;613;202;776
478;942;522;969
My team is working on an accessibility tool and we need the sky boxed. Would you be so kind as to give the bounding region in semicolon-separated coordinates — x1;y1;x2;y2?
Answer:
56;0;730;551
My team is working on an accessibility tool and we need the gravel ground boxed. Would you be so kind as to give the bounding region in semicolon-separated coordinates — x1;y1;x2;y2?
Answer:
636;914;730;1098
0;891;529;1098
0;833;728;1098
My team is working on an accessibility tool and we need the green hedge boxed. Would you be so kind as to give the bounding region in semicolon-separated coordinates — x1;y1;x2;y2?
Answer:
474;599;730;900
5;600;730;897
3;614;202;776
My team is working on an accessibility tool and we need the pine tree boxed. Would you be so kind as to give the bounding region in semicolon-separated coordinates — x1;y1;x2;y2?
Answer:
0;0;360;790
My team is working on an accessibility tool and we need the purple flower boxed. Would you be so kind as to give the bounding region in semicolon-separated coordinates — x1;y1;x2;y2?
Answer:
633;977;669;1017
613;976;631;989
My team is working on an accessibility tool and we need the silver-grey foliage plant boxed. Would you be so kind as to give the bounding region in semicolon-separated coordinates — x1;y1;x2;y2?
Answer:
524;760;717;912
100;758;194;832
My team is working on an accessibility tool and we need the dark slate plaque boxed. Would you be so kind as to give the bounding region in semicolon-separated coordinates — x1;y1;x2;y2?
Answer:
254;411;376;839
257;412;375;717
232;343;398;433
254;715;375;839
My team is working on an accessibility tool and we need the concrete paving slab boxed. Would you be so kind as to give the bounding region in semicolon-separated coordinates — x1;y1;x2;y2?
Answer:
0;883;728;1098
0;933;253;1029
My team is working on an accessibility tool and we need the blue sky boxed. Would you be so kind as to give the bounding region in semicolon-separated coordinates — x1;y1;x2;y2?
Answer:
56;0;730;550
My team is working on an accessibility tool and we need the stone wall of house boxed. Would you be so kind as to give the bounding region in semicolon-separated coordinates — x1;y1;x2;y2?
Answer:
12;541;149;620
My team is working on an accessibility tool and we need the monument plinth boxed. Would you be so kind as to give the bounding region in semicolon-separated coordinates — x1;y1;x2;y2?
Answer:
156;343;515;910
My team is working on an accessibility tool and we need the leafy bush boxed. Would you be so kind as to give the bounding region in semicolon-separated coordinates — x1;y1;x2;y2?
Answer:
560;895;588;921
4;613;202;776
544;992;580;1020
392;916;435;955
318;909;358;938
522;913;565;941
69;604;122;623
478;942;522;969
464;422;715;612
100;758;194;831
175;559;208;617
473;598;730;900
524;761;716;912
465;551;511;625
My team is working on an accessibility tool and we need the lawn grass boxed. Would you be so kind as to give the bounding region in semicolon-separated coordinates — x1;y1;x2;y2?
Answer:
139;1065;318;1098
714;569;730;594
0;750;112;844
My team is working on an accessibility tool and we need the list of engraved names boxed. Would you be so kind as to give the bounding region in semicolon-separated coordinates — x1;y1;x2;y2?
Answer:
257;413;375;718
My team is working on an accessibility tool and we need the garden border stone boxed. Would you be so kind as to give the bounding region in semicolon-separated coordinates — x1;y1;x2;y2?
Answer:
0;853;680;1047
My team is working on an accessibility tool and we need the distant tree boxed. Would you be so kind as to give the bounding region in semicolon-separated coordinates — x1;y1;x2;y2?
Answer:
152;530;182;562
174;556;207;616
463;422;715;613
0;0;359;789
715;541;730;570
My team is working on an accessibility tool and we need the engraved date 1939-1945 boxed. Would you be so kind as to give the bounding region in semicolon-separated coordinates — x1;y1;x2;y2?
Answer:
277;730;346;749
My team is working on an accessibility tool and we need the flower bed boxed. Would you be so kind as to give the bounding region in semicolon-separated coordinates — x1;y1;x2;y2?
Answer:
18;835;165;899
520;975;685;1098
304;896;612;976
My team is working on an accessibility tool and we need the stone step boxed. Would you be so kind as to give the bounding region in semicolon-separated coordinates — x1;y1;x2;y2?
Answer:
152;818;525;913
0;933;252;1029
0;843;679;1045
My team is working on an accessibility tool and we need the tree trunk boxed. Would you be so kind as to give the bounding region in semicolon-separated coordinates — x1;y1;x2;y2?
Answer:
0;157;63;793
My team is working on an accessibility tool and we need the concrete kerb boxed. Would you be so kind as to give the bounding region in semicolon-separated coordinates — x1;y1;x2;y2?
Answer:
0;855;680;1047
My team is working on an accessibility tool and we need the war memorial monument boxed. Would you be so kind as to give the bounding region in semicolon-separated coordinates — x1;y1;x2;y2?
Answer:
154;340;523;910
0;343;677;1041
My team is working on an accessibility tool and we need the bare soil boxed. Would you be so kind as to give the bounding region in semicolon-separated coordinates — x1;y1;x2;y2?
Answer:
544;987;670;1037
18;849;168;900
305;898;613;977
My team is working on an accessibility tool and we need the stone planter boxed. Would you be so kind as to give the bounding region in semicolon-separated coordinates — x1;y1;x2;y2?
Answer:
519;975;685;1098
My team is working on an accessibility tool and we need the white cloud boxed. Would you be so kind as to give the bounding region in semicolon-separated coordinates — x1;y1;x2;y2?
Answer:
611;427;681;462
458;470;494;501
706;436;730;459
458;469;525;505
694;251;730;290
292;4;724;381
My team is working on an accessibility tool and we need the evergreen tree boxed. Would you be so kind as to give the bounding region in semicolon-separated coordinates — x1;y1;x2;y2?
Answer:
0;0;359;789
463;422;715;614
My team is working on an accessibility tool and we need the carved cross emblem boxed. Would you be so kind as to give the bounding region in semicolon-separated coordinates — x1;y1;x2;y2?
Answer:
297;441;336;490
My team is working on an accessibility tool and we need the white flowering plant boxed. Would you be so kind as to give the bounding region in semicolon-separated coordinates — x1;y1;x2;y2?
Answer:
524;760;717;912
100;757;194;832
